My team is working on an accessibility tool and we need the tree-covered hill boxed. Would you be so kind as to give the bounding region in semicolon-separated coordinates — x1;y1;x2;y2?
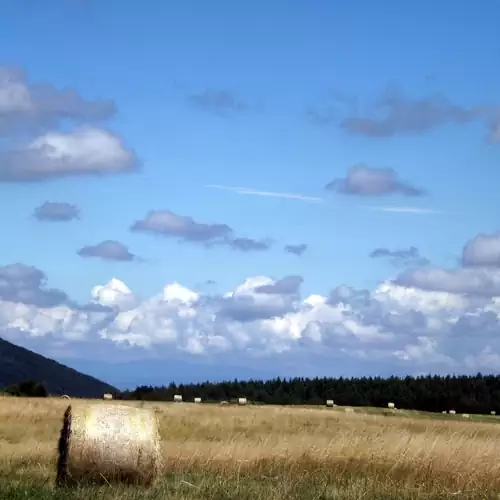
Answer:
0;336;117;398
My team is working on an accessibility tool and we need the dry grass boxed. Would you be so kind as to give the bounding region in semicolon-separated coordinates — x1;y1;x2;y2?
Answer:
1;397;500;499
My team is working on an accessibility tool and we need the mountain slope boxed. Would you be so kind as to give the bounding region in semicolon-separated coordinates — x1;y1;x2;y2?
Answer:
0;337;118;398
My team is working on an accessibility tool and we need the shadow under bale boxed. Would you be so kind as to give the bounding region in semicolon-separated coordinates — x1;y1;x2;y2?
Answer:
56;403;162;487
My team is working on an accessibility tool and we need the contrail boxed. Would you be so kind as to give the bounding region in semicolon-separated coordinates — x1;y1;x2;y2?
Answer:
365;206;455;215
206;184;325;203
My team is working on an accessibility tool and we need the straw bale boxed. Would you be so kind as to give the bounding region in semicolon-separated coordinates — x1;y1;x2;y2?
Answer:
449;409;456;415
103;393;113;400
387;402;395;409
238;397;247;405
193;397;202;403
173;394;182;403
56;403;162;487
491;410;496;416
326;399;334;407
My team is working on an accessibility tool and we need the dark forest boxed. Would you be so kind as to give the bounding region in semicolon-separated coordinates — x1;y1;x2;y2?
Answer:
116;373;500;414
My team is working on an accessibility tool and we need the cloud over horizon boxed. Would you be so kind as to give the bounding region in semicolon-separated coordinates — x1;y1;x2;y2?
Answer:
3;231;500;375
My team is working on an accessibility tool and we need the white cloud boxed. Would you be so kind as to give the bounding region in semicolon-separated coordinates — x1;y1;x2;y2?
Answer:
2;269;500;374
0;127;138;181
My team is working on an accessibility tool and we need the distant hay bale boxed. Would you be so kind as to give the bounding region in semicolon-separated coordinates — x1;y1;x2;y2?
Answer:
387;402;395;409
56;403;162;487
173;394;182;403
220;400;228;405
103;393;113;400
326;399;334;407
60;395;71;400
344;407;354;413
449;410;456;415
193;397;202;404
238;397;247;406
462;413;470;419
441;410;447;414
491;411;496;416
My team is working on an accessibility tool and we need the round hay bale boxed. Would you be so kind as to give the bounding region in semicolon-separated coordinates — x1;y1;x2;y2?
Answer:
449;409;456;415
193;397;202;404
326;399;334;408
238;397;247;406
387;402;395;409
491;410;496;416
60;395;71;400
56;404;162;487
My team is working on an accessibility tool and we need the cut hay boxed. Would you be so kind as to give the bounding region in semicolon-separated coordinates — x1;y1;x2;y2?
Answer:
56;403;162;487
103;393;113;400
238;397;247;406
173;394;182;403
326;399;334;407
193;397;202;404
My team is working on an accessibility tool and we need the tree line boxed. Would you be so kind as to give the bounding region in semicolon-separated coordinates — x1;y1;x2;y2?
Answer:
4;373;500;414
117;373;500;414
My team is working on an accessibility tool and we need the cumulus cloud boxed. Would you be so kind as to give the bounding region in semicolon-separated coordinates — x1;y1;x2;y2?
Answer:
0;127;139;182
187;89;245;116
33;201;80;222
131;209;270;252
77;240;139;261
3;255;500;374
462;233;500;267
394;266;500;297
326;164;424;197
370;246;430;267
284;244;308;256
339;87;488;138
0;66;115;134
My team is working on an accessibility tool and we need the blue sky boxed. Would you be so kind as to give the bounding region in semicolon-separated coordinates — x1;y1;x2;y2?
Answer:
0;0;499;389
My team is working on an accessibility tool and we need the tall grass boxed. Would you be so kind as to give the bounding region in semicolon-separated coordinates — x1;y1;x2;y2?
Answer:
1;397;500;499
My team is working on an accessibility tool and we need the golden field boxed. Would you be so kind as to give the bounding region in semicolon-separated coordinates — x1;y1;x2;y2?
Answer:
1;396;500;499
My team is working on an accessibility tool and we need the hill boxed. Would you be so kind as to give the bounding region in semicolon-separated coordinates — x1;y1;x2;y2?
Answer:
0;336;117;398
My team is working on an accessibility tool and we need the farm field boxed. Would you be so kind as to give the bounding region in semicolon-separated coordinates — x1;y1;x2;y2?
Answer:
1;397;500;499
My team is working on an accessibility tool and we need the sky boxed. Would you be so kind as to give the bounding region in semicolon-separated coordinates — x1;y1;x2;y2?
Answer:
0;0;499;389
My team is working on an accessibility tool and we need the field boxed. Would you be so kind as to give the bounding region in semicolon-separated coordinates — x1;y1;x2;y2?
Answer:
1;397;500;499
